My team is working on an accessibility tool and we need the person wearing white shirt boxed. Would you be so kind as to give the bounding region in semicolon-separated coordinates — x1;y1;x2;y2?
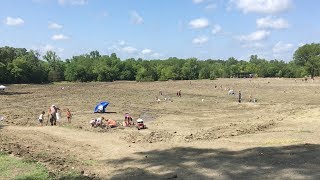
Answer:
38;111;45;126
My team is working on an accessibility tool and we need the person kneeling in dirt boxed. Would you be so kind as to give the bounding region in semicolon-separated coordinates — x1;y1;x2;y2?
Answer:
96;117;104;127
123;113;134;127
106;118;117;128
136;118;146;130
90;119;97;127
90;117;106;128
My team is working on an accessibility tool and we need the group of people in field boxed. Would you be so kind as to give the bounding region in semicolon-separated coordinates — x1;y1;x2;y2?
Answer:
90;113;146;130
38;105;72;126
90;116;117;128
155;89;182;103
36;82;258;128
37;104;146;130
157;85;257;104
237;91;257;103
218;84;257;103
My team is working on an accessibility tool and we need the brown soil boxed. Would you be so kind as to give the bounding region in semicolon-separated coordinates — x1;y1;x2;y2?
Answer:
1;78;320;179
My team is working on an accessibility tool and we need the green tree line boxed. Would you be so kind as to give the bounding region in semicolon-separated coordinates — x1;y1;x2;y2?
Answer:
1;43;319;83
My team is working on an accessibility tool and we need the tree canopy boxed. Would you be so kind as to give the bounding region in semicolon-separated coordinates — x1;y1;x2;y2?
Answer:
293;43;320;78
0;44;319;84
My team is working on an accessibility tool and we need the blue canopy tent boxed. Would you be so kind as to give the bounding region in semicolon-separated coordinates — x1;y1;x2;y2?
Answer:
94;101;109;113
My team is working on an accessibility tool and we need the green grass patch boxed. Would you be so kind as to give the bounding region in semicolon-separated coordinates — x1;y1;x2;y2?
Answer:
0;152;51;180
61;123;76;130
83;159;98;166
263;139;303;146
298;130;312;133
58;171;90;180
64;154;77;164
38;151;50;159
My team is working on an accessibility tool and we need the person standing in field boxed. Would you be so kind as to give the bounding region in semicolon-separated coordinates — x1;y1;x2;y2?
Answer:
38;111;45;126
47;108;51;125
177;90;181;97
66;108;72;123
49;105;58;126
238;91;242;103
56;108;62;126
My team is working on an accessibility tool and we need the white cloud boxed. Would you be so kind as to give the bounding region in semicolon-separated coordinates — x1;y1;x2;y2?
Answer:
118;40;127;46
257;16;289;29
43;44;64;53
48;22;63;29
151;53;162;58
51;34;69;40
192;36;209;44
101;11;108;17
230;0;292;14
272;41;293;54
189;18;209;29
5;17;24;26
122;46;138;54
205;3;217;10
108;40;129;53
108;41;163;59
108;45;120;52
193;0;204;4
130;11;143;25
41;44;55;52
212;24;222;34
31;44;64;55
141;49;152;54
241;42;264;48
238;30;270;41
32;0;47;3
58;0;87;5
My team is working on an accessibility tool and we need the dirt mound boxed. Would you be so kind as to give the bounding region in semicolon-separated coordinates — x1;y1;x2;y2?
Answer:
122;130;173;143
139;111;156;122
185;120;276;142
144;131;173;143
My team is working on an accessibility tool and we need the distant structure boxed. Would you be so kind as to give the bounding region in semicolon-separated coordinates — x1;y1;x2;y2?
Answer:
233;72;255;78
0;85;6;91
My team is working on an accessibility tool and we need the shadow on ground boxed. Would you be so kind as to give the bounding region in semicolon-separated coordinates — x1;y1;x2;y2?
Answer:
0;91;32;95
94;112;117;114
104;144;320;179
0;124;7;130
59;175;97;180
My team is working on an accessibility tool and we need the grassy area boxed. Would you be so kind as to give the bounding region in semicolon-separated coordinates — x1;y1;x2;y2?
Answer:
0;152;50;180
0;152;88;180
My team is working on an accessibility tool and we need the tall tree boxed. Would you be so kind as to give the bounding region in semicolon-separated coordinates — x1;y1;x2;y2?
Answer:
43;51;64;82
181;58;199;80
293;43;320;78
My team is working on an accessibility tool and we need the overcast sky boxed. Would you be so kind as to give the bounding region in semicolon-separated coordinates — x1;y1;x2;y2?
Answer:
1;0;319;61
